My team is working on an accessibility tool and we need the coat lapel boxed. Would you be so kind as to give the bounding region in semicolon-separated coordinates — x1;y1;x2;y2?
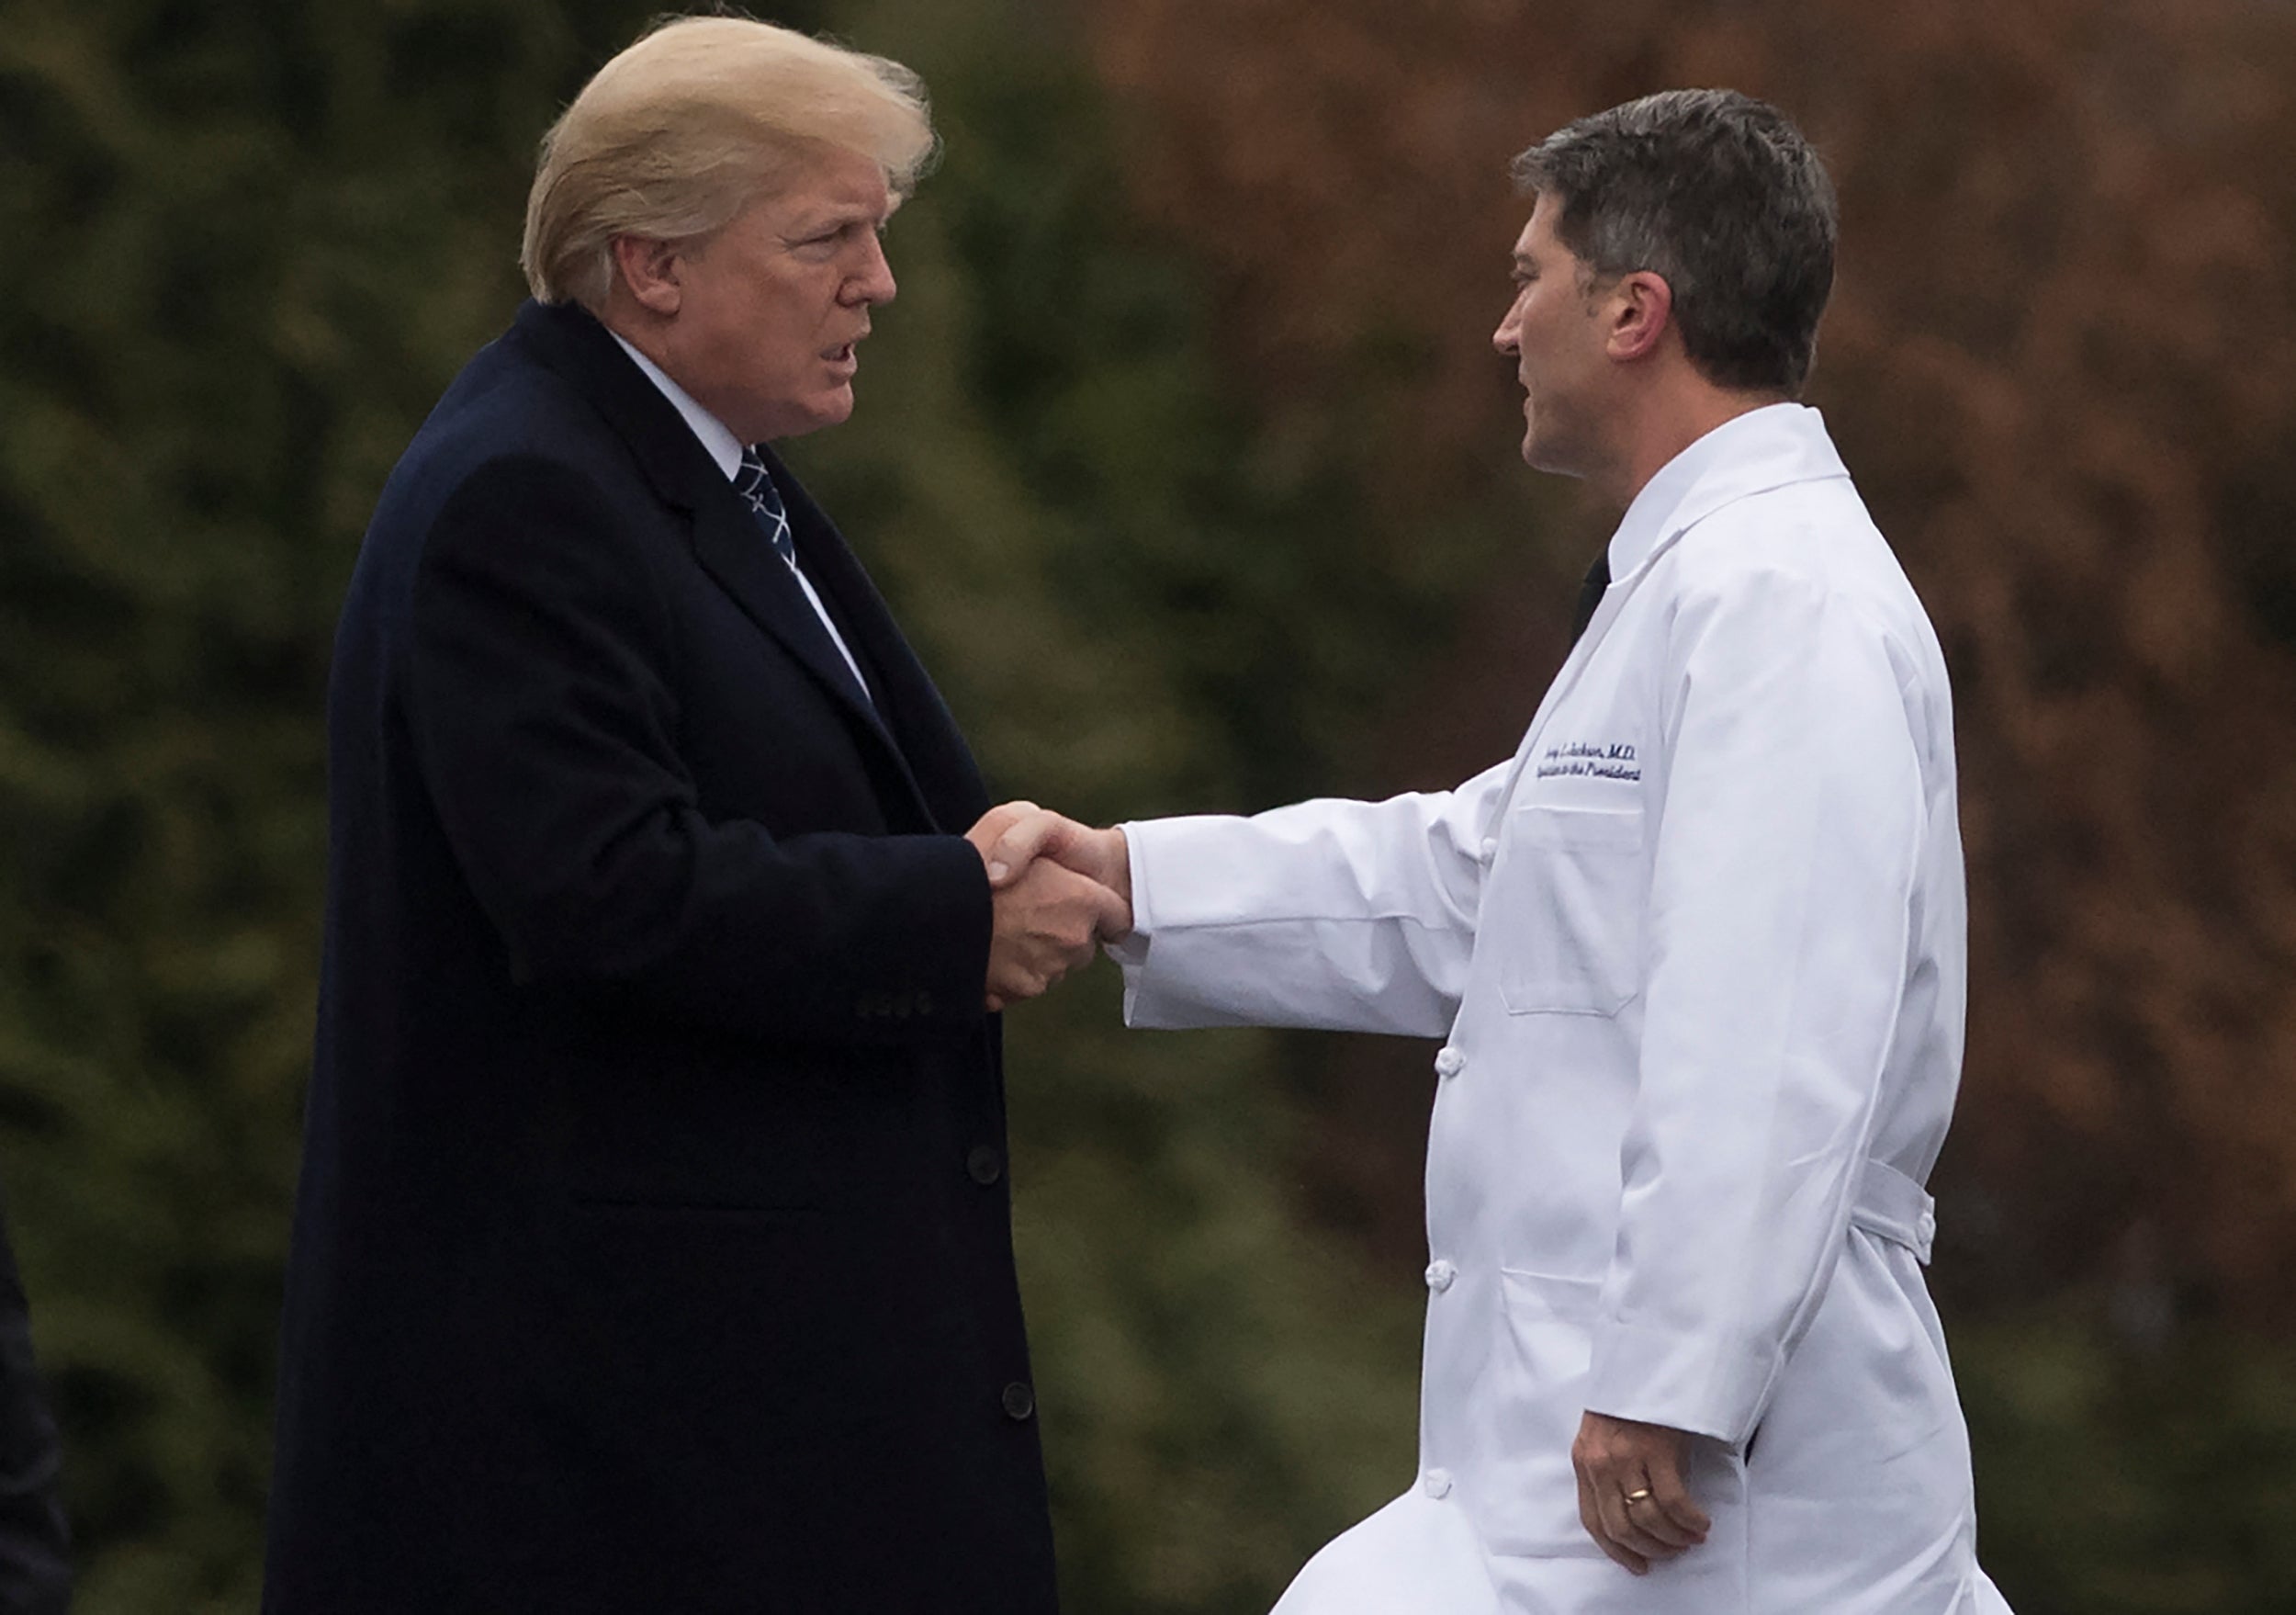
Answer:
1488;530;1689;822
765;446;992;834
1488;412;1854;824
684;491;898;749
510;299;967;830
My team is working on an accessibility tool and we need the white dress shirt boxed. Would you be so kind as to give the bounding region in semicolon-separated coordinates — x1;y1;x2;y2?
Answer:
610;333;871;699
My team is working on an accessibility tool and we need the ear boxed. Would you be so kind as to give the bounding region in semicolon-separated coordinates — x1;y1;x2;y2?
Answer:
611;235;685;317
1604;270;1673;364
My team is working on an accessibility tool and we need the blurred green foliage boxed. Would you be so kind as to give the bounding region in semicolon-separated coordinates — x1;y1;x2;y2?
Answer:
1966;1313;2296;1614
0;0;2291;1611
0;0;1449;1607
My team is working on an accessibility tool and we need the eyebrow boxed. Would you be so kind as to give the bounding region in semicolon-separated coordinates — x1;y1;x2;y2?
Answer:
789;206;887;238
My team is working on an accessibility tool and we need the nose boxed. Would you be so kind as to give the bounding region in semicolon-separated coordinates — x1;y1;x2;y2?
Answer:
1493;300;1521;356
847;232;896;306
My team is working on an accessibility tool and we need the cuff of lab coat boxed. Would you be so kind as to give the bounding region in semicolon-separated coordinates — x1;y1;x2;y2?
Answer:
1583;1316;1783;1449
1109;821;1154;1022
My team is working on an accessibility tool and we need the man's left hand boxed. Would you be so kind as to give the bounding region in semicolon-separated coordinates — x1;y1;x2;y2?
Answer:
1571;1410;1711;1575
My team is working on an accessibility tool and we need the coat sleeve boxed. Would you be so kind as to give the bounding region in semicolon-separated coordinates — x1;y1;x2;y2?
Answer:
1583;567;1925;1444
1113;764;1512;1036
403;453;992;1045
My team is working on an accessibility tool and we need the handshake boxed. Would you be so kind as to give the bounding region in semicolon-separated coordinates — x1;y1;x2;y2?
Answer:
964;802;1131;1012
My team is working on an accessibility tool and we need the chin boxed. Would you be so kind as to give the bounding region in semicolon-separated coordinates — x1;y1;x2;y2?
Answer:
1523;438;1587;480
805;386;858;433
760;391;855;442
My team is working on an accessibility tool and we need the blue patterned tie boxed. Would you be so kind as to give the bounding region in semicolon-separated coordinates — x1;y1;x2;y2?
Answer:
734;447;797;570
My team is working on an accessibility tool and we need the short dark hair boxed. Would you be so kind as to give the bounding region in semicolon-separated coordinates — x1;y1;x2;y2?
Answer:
1511;89;1838;397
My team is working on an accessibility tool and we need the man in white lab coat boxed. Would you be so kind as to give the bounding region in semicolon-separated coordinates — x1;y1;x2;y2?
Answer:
991;89;2013;1613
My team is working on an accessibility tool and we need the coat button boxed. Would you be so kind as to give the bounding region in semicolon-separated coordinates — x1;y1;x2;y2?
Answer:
1434;1047;1464;1079
968;1145;1004;1185
1917;1210;1937;1242
1424;1259;1457;1293
1423;1467;1453;1499
1001;1382;1036;1421
1479;836;1499;862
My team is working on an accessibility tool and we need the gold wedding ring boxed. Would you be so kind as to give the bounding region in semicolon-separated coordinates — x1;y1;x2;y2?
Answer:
1621;1487;1653;1506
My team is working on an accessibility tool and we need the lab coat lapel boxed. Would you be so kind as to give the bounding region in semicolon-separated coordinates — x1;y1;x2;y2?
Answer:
1488;529;1688;817
1491;408;1854;819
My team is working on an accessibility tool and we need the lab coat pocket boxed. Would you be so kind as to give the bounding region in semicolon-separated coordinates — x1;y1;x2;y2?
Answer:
1484;1267;1604;1558
1495;804;1646;1016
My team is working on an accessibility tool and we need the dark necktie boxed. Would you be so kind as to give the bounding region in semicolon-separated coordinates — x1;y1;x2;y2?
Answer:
732;446;877;708
734;447;797;570
1568;548;1612;646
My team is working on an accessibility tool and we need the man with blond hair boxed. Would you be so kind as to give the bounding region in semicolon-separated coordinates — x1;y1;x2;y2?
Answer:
262;17;1107;1611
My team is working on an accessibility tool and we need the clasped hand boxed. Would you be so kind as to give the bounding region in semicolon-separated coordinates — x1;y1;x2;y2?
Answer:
964;801;1132;1011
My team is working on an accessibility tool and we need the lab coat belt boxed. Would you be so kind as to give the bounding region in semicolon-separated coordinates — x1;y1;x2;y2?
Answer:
1849;1158;1936;1265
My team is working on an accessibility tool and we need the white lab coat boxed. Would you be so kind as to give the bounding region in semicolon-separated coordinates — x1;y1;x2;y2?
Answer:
1119;406;2012;1614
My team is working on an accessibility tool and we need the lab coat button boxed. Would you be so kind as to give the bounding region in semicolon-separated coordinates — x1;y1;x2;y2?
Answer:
1424;1259;1457;1293
1917;1210;1937;1241
1001;1382;1036;1421
1434;1047;1464;1079
1479;836;1499;862
1423;1467;1453;1499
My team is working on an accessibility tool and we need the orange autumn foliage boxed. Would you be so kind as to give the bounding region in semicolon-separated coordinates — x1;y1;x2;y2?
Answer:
1086;0;2296;1325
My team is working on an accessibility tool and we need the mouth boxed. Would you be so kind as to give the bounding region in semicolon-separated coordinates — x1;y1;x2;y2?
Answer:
823;324;870;374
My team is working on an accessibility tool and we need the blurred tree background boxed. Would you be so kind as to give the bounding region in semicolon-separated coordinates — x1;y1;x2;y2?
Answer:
0;0;2290;1610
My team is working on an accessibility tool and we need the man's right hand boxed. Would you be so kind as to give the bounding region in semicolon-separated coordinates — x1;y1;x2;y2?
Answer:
985;857;1128;1011
983;809;1131;921
966;804;1130;1011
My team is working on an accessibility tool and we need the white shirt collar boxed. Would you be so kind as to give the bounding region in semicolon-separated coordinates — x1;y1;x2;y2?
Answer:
608;332;747;480
1604;401;1831;581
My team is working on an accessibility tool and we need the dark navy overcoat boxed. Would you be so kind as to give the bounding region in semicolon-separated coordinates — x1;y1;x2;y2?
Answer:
262;299;1059;1614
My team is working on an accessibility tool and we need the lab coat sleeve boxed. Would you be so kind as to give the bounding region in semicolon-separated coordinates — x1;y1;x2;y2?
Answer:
1113;763;1512;1035
1584;569;1925;1444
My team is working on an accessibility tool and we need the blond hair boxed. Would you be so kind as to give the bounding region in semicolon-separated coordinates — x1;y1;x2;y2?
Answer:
521;15;936;309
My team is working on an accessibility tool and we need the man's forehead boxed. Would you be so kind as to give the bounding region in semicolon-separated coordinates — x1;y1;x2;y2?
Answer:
771;149;895;218
1512;198;1559;260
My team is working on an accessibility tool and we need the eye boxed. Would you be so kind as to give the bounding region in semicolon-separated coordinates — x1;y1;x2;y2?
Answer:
798;220;881;254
